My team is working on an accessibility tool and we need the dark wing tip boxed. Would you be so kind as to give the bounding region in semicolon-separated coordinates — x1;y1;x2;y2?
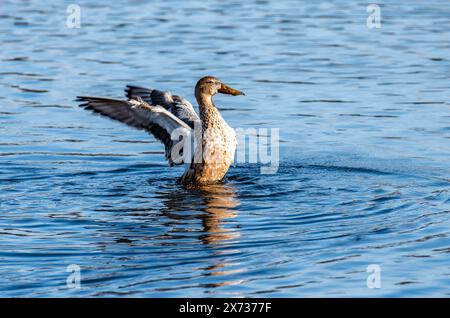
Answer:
124;86;132;99
76;96;95;107
124;85;153;101
76;96;88;102
76;96;110;109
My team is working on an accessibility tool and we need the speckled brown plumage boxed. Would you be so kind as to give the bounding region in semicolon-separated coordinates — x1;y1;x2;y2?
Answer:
180;105;237;185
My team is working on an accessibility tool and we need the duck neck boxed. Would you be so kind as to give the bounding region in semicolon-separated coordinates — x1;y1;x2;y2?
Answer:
196;93;219;129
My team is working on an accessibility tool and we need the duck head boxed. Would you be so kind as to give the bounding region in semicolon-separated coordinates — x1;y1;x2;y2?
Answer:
195;76;245;100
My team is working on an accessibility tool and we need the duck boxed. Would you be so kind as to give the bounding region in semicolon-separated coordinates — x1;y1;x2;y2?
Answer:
76;76;245;185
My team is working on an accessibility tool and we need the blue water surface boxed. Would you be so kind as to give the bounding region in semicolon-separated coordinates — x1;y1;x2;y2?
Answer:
1;0;450;297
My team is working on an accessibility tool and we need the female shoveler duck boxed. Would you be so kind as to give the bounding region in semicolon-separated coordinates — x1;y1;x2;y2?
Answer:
77;76;245;185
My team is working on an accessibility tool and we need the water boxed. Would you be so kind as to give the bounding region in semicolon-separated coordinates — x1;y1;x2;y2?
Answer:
1;0;450;297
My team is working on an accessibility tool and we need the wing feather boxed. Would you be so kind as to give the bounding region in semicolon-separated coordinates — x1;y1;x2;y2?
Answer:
77;96;192;165
125;85;199;128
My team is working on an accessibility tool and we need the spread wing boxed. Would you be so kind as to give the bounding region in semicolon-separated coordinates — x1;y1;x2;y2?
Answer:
77;96;193;166
124;85;199;129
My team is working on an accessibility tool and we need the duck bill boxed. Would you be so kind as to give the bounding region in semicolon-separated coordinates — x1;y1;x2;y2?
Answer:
218;83;245;96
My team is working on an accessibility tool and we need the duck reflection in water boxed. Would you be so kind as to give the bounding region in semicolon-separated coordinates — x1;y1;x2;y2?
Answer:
159;182;241;245
157;182;244;287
